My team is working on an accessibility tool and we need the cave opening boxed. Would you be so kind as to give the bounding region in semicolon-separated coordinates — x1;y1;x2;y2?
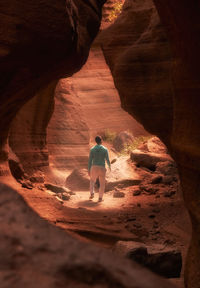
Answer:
4;1;191;287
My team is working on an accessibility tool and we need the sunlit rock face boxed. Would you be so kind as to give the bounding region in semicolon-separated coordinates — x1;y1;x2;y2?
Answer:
47;79;90;172
101;0;173;145
0;0;105;175
101;0;200;287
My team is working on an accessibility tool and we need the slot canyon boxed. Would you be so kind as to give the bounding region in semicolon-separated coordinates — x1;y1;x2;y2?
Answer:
0;0;199;287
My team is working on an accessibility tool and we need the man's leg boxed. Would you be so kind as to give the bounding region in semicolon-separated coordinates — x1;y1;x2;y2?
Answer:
99;167;106;201
89;166;97;199
90;179;95;199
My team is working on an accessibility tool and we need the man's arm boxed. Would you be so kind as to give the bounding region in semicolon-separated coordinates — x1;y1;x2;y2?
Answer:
105;149;111;170
88;149;93;174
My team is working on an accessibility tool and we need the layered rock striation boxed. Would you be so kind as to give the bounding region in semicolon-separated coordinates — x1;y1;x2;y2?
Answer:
0;0;105;175
101;0;200;287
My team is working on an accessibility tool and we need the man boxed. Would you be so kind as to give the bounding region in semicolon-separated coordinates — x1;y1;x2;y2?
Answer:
88;136;111;202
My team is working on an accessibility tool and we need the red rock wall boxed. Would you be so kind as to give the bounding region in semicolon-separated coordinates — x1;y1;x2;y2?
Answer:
101;0;200;287
0;0;105;175
0;0;200;287
46;43;148;175
47;79;90;172
101;0;173;144
9;81;56;179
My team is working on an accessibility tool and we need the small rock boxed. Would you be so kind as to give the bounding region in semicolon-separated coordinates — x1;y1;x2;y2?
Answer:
133;189;141;196
126;217;137;222
69;191;76;195
45;183;68;194
62;192;70;201
139;185;158;195
114;241;182;278
30;176;44;183
162;175;175;184
156;161;177;176
21;181;33;189
151;175;162;184
164;190;176;197
113;191;125;198
149;214;156;218
111;158;117;164
151;229;160;235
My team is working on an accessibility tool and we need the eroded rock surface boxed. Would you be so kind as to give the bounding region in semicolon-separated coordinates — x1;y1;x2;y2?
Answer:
0;183;176;288
0;0;105;174
101;0;200;286
101;0;173;144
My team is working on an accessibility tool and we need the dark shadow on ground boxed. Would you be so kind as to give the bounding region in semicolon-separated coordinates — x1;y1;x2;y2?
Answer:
77;200;101;207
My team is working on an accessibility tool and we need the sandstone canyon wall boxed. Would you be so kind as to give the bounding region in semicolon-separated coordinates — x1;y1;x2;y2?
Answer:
0;1;176;287
0;0;199;287
47;44;148;175
101;0;200;287
0;0;105;176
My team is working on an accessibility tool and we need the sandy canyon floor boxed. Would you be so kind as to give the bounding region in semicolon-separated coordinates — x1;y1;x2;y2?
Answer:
14;143;191;288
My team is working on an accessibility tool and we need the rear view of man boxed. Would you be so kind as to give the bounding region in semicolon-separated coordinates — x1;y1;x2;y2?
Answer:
88;136;111;202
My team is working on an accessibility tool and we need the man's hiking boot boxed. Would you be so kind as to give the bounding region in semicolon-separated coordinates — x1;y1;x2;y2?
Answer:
89;194;94;200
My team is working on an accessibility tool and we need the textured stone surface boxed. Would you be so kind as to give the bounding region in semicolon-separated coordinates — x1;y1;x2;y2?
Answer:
101;0;200;286
0;0;199;287
47;43;148;174
113;131;135;152
0;183;176;288
131;150;172;171
114;241;182;278
101;0;173;144
47;79;90;171
0;0;105;173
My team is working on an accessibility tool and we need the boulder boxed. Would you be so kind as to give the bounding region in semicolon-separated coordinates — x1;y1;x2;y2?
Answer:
65;169;90;191
162;175;175;185
156;161;177;176
133;189;141;196
113;191;125;198
114;241;182;278
131;150;172;171
151;175;162;184
113;131;134;152
147;137;168;154
106;179;141;192
61;192;70;201
45;183;70;194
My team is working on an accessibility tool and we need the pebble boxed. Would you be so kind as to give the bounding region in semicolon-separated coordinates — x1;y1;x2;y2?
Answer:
164;190;176;197
133;223;142;229
148;214;156;219
133;189;141;196
113;191;125;198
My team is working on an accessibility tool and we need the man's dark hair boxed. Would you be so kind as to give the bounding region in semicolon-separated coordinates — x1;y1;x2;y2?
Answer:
95;136;102;144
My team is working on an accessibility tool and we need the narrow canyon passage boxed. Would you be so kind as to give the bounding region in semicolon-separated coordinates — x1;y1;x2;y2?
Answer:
13;24;191;288
0;0;199;288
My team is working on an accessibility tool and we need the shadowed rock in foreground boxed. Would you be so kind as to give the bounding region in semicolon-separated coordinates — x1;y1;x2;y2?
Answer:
0;183;176;288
